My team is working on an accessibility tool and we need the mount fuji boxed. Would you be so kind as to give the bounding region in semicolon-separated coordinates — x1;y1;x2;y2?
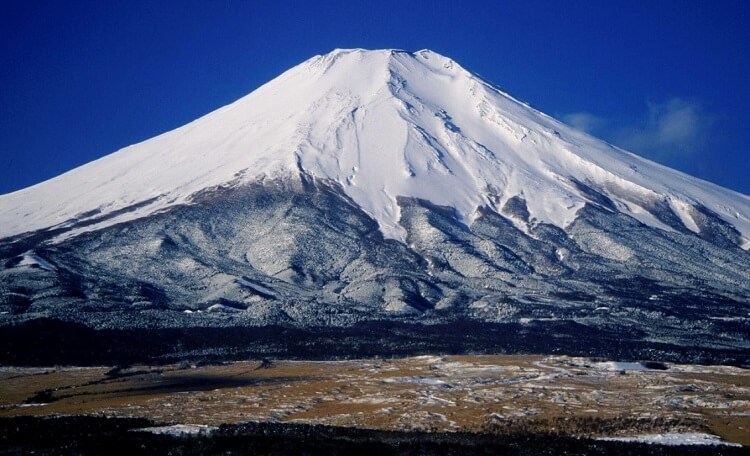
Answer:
1;49;749;363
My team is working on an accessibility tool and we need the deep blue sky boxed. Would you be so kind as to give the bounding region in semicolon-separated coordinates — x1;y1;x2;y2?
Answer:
2;0;748;195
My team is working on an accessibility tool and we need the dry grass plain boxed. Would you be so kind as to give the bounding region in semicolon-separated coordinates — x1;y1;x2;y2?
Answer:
1;355;748;445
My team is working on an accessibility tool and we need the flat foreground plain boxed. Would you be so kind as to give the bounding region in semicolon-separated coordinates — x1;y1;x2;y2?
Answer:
0;355;748;446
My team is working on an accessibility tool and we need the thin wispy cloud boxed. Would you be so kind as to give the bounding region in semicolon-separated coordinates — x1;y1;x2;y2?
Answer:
562;112;607;133
563;98;715;162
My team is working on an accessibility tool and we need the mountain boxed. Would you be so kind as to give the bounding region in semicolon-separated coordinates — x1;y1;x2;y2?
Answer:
1;49;749;363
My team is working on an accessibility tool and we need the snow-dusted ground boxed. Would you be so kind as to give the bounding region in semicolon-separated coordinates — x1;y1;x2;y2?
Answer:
133;424;217;436
598;432;741;447
594;361;650;371
1;49;748;247
3;355;748;445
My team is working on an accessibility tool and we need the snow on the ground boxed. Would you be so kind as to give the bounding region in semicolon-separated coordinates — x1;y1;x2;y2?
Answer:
382;376;446;385
597;432;742;447
1;49;749;244
134;424;217;436
594;361;650;371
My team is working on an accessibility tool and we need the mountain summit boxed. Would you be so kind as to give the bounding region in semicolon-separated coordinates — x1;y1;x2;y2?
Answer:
1;50;749;363
1;48;748;246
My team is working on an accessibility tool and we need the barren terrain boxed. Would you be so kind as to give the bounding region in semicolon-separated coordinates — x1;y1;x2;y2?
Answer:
1;355;748;446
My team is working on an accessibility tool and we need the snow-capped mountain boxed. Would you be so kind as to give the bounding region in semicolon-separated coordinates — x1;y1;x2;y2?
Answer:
1;48;748;245
1;49;748;361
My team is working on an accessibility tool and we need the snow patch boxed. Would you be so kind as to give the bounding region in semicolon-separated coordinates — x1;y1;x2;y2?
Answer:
206;303;244;313
382;376;446;385
668;198;701;233
594;361;650;371
134;424;217;436
236;278;277;298
18;253;57;271
597;432;741;447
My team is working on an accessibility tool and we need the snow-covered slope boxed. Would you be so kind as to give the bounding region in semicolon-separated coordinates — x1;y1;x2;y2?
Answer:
1;48;749;247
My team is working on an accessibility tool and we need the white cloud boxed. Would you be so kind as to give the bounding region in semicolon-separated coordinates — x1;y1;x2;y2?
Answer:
562;98;714;161
561;112;607;133
614;98;712;157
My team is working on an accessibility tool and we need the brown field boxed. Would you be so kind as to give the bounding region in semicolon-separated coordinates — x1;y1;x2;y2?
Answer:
1;355;748;445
